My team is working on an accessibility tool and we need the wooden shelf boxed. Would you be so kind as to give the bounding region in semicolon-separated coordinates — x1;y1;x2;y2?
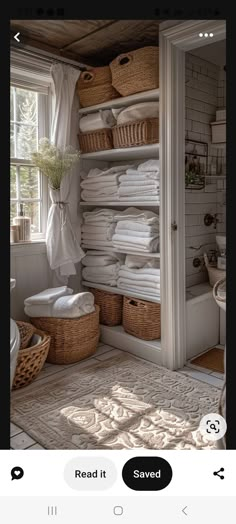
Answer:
80;143;159;161
80;201;160;207
78;89;159;114
82;281;160;303
82;245;160;258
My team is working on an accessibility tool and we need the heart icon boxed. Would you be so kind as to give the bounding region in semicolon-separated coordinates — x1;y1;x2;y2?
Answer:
14;470;21;476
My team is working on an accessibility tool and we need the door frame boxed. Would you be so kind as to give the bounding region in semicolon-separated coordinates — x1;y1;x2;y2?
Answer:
159;20;226;370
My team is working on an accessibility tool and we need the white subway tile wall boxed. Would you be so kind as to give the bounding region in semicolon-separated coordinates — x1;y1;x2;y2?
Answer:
185;54;226;287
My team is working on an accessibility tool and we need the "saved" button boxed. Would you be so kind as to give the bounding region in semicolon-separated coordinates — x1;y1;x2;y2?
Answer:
122;457;173;491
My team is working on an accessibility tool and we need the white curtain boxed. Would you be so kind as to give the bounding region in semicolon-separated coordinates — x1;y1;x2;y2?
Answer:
46;63;84;284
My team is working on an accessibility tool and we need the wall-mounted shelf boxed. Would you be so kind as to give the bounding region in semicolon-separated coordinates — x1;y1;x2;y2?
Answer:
80;201;160;207
82;281;160;304
78;89;159;114
80;143;159;161
82;244;160;258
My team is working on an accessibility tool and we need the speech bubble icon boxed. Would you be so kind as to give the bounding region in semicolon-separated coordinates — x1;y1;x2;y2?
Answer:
11;467;24;481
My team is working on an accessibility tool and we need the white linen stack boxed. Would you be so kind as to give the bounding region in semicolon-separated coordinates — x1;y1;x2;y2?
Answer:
118;158;160;202
82;250;124;286
117;255;160;298
82;208;117;249
79;109;116;133
24;287;95;318
81;165;133;202
112;207;159;253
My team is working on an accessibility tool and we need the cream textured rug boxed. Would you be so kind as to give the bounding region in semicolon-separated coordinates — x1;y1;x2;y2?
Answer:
11;353;220;450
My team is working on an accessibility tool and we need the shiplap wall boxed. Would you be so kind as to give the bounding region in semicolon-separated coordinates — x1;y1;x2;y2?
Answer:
185;53;226;288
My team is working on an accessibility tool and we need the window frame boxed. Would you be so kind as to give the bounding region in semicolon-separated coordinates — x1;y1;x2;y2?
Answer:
10;56;52;241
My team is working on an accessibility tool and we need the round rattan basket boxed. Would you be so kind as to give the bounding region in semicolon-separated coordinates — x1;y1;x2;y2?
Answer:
123;296;161;340
16;321;35;350
77;67;119;107
90;288;123;326
110;46;159;96
12;328;50;389
112;118;159;148
30;305;100;365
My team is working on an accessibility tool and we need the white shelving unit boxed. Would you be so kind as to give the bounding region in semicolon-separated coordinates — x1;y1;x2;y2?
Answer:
79;88;159;114
82;281;160;304
79;88;161;360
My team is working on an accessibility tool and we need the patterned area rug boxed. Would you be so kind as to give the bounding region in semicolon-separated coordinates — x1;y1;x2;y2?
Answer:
11;353;220;450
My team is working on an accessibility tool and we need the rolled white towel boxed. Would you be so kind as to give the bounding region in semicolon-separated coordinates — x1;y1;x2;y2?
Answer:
51;292;95;318
79;110;116;132
24;286;73;306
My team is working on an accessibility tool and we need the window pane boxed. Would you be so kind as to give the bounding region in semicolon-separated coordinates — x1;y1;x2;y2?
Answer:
11;165;17;199
19;166;40;199
10;203;17;225
16;123;37;159
23;202;41;234
10;86;14;121
10;123;15;157
16;88;37;125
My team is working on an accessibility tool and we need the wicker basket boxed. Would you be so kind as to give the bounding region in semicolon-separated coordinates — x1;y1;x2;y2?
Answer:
30;306;100;365
110;46;159;96
112;118;158;148
123;296;161;340
78;128;113;153
90;288;123;326
12;328;50;389
16;321;35;350
77;67;119;108
207;266;226;287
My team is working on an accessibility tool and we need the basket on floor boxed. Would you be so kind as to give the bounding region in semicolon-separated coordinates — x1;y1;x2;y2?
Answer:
30;305;100;365
78;128;113;153
12;328;50;389
90;288;123;326
112;118;159;148
110;46;159;96
77;67;119;107
16;321;35;350
123;296;161;340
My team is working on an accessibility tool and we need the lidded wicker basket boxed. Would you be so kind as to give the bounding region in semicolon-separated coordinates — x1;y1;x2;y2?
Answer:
30;305;100;365
123;296;161;340
77;67;119;107
78;128;113;153
12;328;50;389
90;288;123;326
112;118;159;148
16;321;35;350
110;46;159;96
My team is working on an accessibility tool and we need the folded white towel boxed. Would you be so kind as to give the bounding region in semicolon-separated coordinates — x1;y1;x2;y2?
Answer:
137;159;160;172
125;255;159;269
117;280;160;297
117;102;159;124
79;110;116;132
119;196;160;202
82;239;114;247
126;169;159;177
82;232;113;242
83;209;117;223
115;229;156;238
24;286;73;306
119;269;160;283
118;276;160;289
82;254;121;267
86;165;134;178
81;179;120;189
83;263;120;277
120;179;160;187
82;192;119;202
121;264;160;275
52;292;95;318
82;224;116;234
116;221;159;233
24;304;53;317
119;186;159;195
114;207;159;224
82;266;118;286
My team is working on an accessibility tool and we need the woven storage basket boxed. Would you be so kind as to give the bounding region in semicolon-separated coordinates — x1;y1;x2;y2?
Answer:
30;305;100;365
90;288;123;326
123;296;161;340
78;128;113;153
12;328;50;389
110;46;159;96
207;266;226;287
16;321;35;350
77;67;119;107
112;118;158;148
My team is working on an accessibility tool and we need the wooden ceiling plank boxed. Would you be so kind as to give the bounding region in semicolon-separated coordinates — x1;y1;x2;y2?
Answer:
61;20;118;51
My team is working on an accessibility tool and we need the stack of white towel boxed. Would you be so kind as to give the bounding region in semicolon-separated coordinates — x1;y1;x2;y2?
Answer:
81;165;133;202
118;159;160;202
79;109;116;133
112;207;159;253
117;255;160;297
24;286;95;318
82;208;117;249
82;250;124;286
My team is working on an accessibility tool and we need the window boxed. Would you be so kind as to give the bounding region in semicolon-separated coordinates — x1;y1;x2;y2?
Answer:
10;48;52;240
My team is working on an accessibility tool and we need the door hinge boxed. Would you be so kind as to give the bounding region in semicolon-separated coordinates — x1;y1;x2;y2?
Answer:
171;221;178;231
